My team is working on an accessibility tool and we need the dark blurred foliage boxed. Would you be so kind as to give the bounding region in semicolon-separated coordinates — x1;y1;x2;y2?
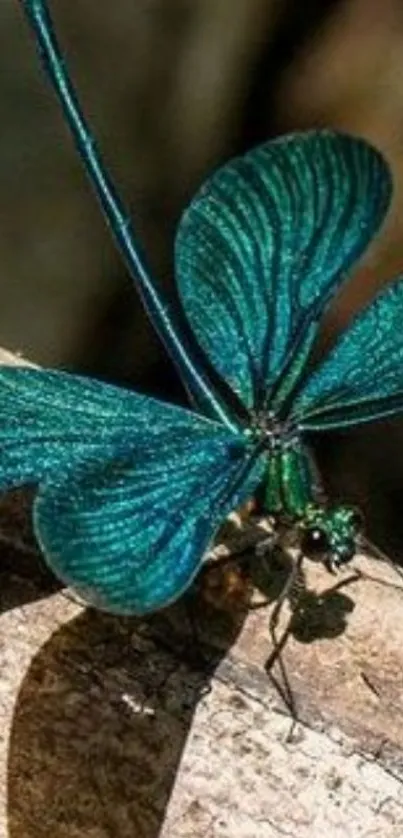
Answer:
2;0;403;551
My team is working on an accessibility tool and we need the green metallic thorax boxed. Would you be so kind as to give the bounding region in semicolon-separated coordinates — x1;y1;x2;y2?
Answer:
261;437;361;567
263;440;318;518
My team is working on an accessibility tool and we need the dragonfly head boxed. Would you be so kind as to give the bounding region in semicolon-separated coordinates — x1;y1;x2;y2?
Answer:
300;503;364;572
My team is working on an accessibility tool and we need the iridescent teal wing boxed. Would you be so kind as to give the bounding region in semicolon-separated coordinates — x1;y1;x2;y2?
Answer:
288;277;403;431
0;366;264;613
0;365;151;487
176;131;391;413
34;435;263;614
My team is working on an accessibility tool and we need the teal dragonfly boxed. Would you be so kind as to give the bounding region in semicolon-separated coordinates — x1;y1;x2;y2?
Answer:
3;0;401;614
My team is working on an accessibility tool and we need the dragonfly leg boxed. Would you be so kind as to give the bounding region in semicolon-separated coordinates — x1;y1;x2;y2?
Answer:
263;551;304;722
265;550;304;670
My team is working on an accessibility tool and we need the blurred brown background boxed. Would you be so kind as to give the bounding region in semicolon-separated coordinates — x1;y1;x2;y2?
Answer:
1;0;403;552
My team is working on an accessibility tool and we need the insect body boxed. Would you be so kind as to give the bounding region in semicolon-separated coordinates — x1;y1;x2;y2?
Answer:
3;1;402;615
246;416;362;570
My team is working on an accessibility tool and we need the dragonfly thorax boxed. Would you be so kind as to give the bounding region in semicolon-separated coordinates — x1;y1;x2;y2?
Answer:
250;420;365;571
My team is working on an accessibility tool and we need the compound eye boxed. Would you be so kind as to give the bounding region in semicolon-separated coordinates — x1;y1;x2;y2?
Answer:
301;527;330;560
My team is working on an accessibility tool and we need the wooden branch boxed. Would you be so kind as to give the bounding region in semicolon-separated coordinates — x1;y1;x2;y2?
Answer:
0;348;402;837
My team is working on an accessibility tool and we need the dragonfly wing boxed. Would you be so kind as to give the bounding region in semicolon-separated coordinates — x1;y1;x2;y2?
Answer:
176;131;391;412
290;277;403;430
33;434;264;615
0;365;222;487
0;364;264;613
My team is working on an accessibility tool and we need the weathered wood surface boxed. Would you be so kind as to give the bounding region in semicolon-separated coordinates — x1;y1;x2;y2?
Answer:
0;349;403;838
